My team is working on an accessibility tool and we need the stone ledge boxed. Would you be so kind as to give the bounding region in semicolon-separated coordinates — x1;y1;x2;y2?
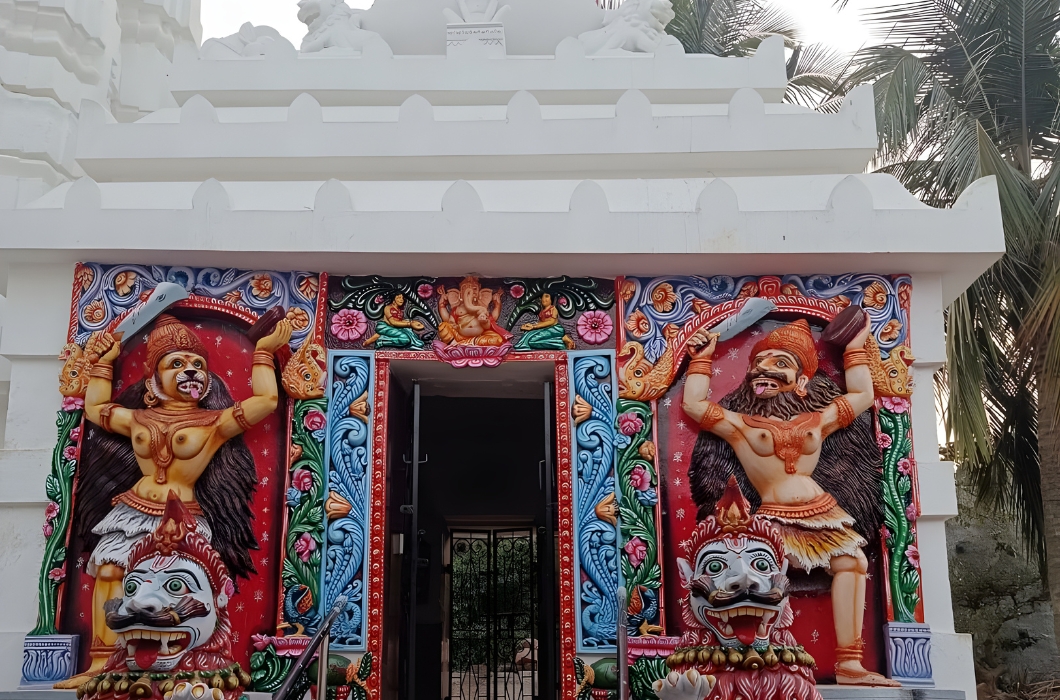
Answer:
818;689;963;700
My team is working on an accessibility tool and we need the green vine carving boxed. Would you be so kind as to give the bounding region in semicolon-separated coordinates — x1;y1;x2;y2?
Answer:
281;399;327;633
502;276;614;329
615;399;662;634
249;644;297;693
878;400;920;622
30;407;81;636
629;657;668;700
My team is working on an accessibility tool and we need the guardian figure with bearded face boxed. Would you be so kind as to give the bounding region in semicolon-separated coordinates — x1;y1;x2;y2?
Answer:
57;315;291;687
682;316;896;687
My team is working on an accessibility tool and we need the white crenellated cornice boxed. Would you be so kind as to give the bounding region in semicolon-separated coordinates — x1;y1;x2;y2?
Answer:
2;174;1004;303
169;34;790;108
72;84;877;181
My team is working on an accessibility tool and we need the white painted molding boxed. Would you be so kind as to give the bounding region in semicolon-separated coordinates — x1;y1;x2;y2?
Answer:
168;35;790;108
73;85;877;182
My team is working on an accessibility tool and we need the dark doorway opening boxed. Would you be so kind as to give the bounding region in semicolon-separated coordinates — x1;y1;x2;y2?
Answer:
386;370;559;700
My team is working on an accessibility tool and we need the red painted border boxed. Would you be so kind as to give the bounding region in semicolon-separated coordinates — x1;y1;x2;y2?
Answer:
553;360;576;698
367;358;390;695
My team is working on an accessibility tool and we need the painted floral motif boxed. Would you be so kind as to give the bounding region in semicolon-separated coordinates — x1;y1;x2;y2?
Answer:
629;465;651;491
294;533;317;562
863;280;889;308
619;279;636;303
250;273;275;299
291;469;314;491
61;396;84;412
614;399;662;637
281;399;327;635
736;281;758;298
577;310;613;345
417;283;434;299
882;396;910;413
75;264;95;291
286;307;311;331
31;406;81;635
618;412;644;436
898;283;912;309
298;275;320;299
82;299;106;324
879;400;921;622
877;432;892;449
225;290;243;304
625;310;650;337
509;284;526;299
831;294;852;309
331;309;368;342
780;283;802;296
649;283;678;313
880;319;903;342
113;271;137;297
624;537;647;569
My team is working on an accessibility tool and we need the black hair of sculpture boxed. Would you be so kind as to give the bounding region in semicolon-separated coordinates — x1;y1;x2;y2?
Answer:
688;369;883;543
73;374;259;581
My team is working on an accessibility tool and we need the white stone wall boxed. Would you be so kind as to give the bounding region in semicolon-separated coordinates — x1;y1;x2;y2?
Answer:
0;263;69;688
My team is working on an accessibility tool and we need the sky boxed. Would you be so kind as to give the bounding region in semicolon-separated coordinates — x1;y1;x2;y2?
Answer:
200;0;887;54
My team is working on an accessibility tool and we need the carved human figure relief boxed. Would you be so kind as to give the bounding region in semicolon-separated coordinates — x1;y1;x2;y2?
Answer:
297;0;386;53
577;0;682;55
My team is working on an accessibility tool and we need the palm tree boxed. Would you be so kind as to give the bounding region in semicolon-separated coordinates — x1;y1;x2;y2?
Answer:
667;0;1060;646
665;0;853;111
832;0;1060;642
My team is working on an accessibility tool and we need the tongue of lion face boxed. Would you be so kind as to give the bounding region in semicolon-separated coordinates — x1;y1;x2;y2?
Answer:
730;615;760;646
134;639;162;670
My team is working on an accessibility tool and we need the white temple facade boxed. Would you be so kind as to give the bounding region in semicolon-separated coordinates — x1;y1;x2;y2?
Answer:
0;1;1000;699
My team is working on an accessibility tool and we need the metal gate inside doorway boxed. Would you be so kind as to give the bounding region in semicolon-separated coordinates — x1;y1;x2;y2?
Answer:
448;529;537;700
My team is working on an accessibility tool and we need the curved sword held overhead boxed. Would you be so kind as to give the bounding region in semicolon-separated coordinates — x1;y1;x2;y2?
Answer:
112;282;190;340
709;297;779;341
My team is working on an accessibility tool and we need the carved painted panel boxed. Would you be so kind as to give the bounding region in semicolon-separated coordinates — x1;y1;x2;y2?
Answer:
321;351;375;651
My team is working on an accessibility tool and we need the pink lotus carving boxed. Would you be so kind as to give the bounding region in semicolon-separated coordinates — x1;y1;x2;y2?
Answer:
432;340;512;368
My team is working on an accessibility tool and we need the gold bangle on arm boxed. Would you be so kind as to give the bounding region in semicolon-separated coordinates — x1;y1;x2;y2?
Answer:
252;350;275;368
699;401;726;431
834;395;856;429
98;402;121;432
232;401;253;432
88;363;114;381
843;348;871;369
687;357;713;376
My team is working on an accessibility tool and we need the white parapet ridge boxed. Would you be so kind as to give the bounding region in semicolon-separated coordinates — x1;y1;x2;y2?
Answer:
0;87;81;180
168;34;789;108
1;174;1004;302
72;84;877;181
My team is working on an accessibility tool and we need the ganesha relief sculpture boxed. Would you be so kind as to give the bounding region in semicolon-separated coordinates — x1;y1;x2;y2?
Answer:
58;314;291;687
432;276;513;367
76;493;252;700
681;313;896;686
653;477;819;700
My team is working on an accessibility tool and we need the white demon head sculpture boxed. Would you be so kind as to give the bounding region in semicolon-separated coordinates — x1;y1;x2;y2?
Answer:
657;477;820;700
79;493;249;700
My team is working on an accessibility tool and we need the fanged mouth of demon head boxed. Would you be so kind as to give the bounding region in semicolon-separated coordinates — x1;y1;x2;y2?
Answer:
677;476;792;650
678;541;788;649
105;560;218;672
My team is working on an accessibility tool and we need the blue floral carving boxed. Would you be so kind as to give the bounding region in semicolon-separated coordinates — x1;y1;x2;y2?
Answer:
73;263;319;348
322;352;374;650
571;353;620;651
623;274;912;363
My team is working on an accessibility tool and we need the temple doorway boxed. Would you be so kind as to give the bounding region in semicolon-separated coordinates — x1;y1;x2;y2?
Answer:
383;362;559;700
